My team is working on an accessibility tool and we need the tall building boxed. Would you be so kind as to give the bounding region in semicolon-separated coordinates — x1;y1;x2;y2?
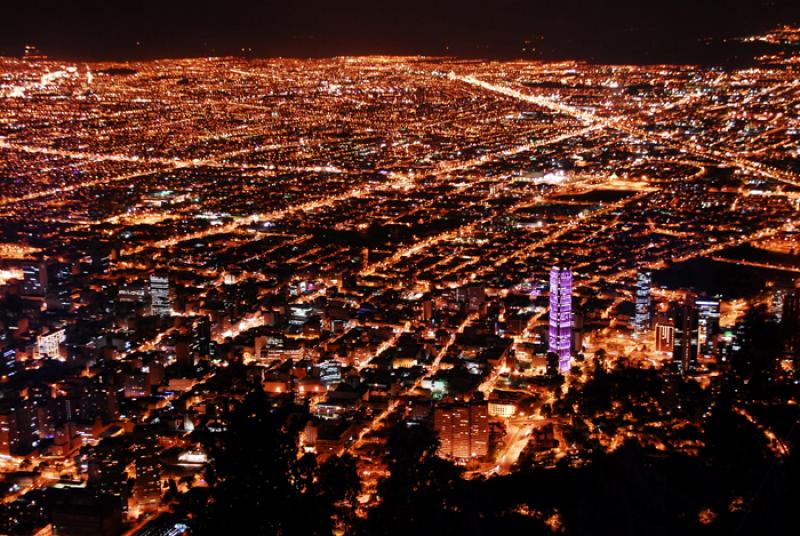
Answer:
421;299;434;323
0;331;16;377
192;316;211;359
549;267;572;373
36;328;66;359
783;290;800;357
673;303;699;374
465;284;486;312
174;338;192;369
654;316;675;354
434;402;489;459
772;288;787;322
14;397;38;453
88;443;129;508
149;273;171;316
50;488;123;536
0;408;20;455
132;443;162;515
696;297;721;357
572;309;584;354
0;398;38;456
633;270;652;337
22;260;47;297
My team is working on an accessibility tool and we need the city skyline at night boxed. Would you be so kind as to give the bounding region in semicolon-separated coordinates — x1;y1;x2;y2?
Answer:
0;4;799;536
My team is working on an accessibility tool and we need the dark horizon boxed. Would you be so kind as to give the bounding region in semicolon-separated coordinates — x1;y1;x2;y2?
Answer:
2;0;799;63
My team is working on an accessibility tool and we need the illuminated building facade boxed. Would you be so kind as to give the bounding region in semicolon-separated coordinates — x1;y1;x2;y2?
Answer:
319;360;342;386
654;317;675;354
549;267;573;373
0;409;20;456
633;270;652;337
434;402;489;459
2;346;15;377
673;303;699;374
0;331;15;377
783;290;800;357
149;273;171;316
133;443;162;514
696;297;720;357
36;328;66;359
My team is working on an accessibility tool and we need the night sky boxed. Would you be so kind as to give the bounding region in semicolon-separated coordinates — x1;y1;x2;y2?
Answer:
2;0;799;61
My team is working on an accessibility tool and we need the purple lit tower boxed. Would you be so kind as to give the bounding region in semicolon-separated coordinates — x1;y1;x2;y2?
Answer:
549;267;573;373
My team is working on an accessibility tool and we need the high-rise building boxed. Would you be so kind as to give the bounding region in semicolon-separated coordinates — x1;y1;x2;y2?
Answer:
88;442;129;508
192;316;211;359
549;267;572;373
696;297;721;357
466;284;486;312
772;288;787;322
673;303;699;374
50;488;123;536
0;398;38;456
0;408;20;455
633;270;652;337
421;299;434;323
654;316;675;354
572;309;584;354
783;290;800;357
36;328;66;359
0;331;15;377
434;402;489;459
22;260;47;297
174;338;191;369
132;443;162;514
149;273;171;316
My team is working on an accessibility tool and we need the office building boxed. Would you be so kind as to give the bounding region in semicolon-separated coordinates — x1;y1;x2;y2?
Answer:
0;331;15;377
132;444;162;514
149;273;171;316
673;303;699;374
36;328;66;359
654;316;675;354
633;270;652;337
696;297;721;357
51;488;123;536
434;402;489;459
783;290;800;357
0;409;20;456
549;267;572;373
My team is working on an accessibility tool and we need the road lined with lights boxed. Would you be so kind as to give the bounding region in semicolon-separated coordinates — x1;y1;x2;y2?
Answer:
451;73;800;189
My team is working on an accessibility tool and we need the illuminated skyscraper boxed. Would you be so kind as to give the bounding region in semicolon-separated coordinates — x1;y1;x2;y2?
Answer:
696;297;721;357
549;267;572;373
654;315;675;354
149;273;171;316
633;270;652;337
783;290;800;357
673;303;699;374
